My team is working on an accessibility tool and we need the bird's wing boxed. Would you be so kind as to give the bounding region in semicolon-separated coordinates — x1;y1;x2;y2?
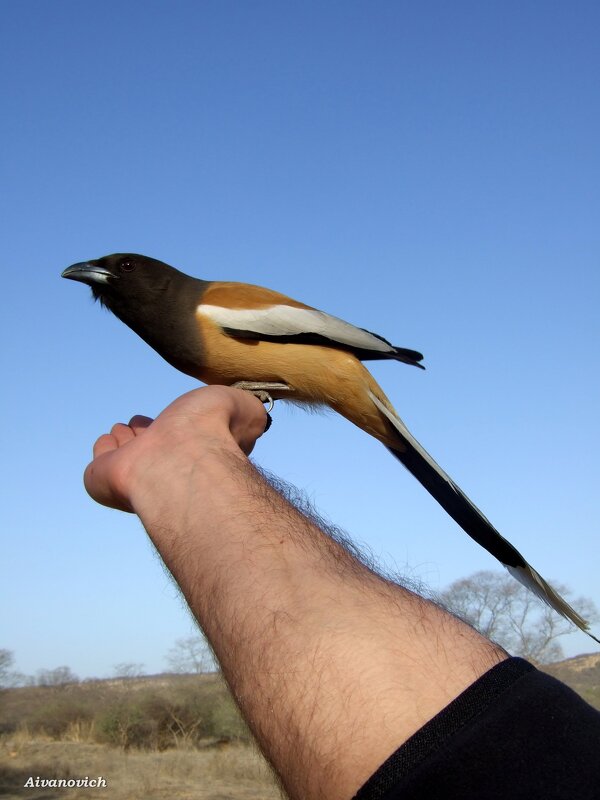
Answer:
198;281;423;364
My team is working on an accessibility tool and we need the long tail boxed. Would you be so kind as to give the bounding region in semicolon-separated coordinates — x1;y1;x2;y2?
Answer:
360;387;598;643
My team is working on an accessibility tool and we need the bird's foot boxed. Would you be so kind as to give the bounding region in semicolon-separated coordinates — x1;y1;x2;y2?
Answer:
231;381;291;413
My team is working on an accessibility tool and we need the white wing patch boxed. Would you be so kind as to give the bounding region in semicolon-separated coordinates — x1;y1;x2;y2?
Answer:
197;304;395;354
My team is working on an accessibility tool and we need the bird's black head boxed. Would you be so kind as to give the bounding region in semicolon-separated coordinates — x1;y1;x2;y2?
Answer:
61;253;208;376
61;253;188;314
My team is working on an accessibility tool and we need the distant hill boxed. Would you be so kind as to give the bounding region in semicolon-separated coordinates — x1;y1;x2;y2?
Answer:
2;658;599;746
540;653;600;709
0;671;248;748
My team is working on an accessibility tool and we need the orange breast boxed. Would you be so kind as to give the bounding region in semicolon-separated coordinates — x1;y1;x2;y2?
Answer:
194;313;353;401
193;313;403;448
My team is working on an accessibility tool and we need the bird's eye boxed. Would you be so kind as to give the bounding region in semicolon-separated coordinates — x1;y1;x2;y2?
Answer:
119;259;135;272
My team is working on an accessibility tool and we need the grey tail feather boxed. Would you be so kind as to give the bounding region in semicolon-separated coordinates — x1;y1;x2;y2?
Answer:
367;390;599;643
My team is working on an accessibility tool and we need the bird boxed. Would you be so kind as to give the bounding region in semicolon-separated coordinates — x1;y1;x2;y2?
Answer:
62;252;598;642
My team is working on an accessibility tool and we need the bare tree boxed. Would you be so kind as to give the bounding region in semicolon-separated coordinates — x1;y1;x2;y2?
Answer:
439;571;598;663
166;636;215;674
36;666;79;686
0;649;28;688
113;662;146;679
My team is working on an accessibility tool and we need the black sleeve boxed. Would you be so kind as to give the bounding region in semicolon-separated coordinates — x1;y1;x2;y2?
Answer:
353;657;600;800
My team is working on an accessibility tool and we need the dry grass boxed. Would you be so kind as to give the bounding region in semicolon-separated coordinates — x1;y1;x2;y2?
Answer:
0;732;283;800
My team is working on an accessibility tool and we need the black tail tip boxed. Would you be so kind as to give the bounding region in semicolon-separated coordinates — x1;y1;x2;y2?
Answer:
394;347;426;369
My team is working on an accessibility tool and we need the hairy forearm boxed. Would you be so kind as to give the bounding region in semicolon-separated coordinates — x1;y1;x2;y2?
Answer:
127;431;506;800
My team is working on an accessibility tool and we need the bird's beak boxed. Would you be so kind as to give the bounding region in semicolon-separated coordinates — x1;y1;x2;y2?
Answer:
61;262;114;285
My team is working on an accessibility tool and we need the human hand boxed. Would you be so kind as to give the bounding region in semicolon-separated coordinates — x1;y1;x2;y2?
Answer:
83;386;269;513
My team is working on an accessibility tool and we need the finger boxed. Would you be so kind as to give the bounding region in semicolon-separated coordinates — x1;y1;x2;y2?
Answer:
93;433;119;458
110;422;137;447
230;394;270;456
129;414;154;434
84;455;133;513
243;406;270;455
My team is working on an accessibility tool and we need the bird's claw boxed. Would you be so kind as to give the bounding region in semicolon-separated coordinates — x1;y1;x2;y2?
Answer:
231;381;291;415
254;391;275;412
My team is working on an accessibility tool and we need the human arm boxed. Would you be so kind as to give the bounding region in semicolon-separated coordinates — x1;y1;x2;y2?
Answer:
84;386;507;800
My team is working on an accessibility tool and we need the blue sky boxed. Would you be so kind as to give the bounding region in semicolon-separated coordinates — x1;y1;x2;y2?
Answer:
1;1;599;678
